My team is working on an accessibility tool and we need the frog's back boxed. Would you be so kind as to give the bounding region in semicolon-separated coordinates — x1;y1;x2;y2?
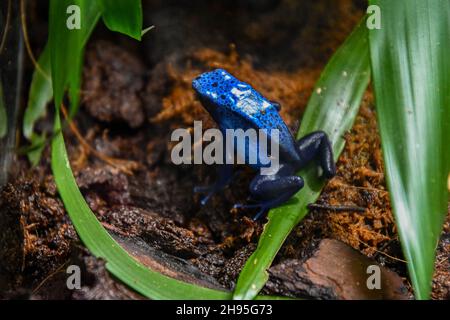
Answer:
193;69;300;166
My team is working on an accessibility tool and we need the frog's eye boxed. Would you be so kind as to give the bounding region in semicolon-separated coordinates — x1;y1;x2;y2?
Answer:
271;101;281;111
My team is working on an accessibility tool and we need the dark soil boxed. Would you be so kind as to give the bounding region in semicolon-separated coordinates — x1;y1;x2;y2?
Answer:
0;0;448;300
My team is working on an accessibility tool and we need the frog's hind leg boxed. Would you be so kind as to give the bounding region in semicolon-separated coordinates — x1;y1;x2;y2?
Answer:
296;131;336;178
194;164;234;205
234;174;304;220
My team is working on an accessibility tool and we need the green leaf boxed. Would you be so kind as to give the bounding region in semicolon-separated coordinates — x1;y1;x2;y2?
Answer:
0;80;6;138
26;0;103;139
233;21;371;300
26;132;47;166
101;0;143;40
368;0;450;299
23;45;52;140
49;0;102;114
51;111;286;299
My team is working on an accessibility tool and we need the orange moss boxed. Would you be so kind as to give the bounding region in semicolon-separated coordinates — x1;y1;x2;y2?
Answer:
151;46;320;132
317;96;397;256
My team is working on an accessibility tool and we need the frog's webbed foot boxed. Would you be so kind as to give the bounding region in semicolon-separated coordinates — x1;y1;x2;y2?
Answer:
234;172;304;220
296;131;336;178
194;165;234;206
233;203;269;221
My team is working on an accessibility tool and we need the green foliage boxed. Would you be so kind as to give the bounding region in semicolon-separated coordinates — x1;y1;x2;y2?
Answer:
100;0;143;40
369;0;450;299
24;0;148;141
233;21;371;300
26;132;47;166
23;45;52;139
49;0;101;114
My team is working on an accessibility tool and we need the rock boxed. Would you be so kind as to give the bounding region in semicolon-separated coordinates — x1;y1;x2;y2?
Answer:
267;239;410;299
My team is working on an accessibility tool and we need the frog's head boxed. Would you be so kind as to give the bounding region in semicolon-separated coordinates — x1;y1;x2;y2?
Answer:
192;69;244;114
193;68;278;124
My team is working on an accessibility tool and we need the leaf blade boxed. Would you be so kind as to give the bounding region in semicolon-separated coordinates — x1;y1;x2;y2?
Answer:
233;20;371;300
48;0;101;113
26;132;47;166
368;0;450;299
101;0;143;40
23;45;52;140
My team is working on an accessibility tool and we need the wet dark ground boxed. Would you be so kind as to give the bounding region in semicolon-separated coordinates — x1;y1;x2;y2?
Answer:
0;0;448;299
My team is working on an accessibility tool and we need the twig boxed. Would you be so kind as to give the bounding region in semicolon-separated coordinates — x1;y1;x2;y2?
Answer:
60;105;138;175
338;184;389;195
308;203;366;213
436;257;448;267
32;261;69;294
0;0;11;55
357;238;407;263
20;0;49;80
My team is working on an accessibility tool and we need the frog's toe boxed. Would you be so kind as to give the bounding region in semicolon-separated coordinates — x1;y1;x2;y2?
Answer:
253;207;269;221
233;203;261;209
200;193;213;206
233;203;269;220
193;185;211;193
195;184;226;205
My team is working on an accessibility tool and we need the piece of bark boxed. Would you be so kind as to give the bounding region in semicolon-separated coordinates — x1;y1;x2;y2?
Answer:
267;239;410;300
113;234;225;291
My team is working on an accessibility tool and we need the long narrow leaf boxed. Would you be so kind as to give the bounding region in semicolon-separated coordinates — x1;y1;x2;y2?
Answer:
233;21;371;300
369;0;450;299
49;0;101;113
23;45;52;140
26;132;47;166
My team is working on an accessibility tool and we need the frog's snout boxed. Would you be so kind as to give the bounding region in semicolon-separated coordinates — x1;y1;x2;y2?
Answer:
192;75;202;91
192;73;212;98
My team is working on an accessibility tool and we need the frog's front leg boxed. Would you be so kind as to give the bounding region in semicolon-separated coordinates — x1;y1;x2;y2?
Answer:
234;164;304;220
296;131;336;178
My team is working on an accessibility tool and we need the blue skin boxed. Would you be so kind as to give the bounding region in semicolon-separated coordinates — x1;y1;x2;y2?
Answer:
192;69;336;219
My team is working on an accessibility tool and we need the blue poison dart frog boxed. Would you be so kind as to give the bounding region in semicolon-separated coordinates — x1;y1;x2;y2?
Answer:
192;69;336;220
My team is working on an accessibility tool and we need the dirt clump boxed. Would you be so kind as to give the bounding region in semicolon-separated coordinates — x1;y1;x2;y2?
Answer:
83;40;146;128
